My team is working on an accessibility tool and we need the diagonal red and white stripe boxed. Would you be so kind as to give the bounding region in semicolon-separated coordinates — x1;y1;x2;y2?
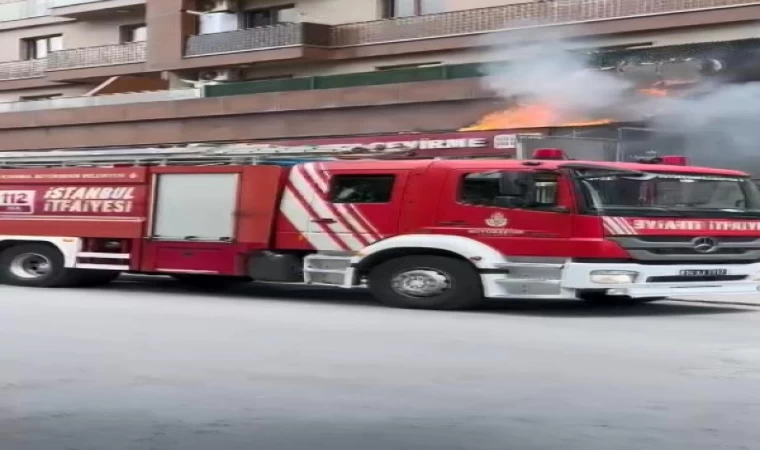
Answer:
279;163;384;251
602;217;638;235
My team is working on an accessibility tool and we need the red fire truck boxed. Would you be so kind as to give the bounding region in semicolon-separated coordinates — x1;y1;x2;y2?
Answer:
0;144;759;310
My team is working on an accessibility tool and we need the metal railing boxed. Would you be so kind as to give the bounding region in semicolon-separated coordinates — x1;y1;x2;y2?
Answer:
329;0;760;46
0;88;201;113
0;59;46;80
46;41;147;70
185;22;331;57
0;0;50;22
50;0;108;6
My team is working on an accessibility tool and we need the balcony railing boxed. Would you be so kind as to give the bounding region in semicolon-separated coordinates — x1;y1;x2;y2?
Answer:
0;88;201;113
0;0;49;22
0;59;46;81
47;41;146;70
182;0;760;56
330;0;760;46
185;22;332;57
51;0;108;6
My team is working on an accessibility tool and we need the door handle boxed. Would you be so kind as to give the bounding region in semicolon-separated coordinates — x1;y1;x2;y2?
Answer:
437;220;467;226
312;218;336;224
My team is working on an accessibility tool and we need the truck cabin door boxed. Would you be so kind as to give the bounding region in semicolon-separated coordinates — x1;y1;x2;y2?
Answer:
294;164;407;252
434;168;575;257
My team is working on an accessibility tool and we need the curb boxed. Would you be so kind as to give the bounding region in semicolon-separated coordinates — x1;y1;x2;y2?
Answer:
670;298;760;308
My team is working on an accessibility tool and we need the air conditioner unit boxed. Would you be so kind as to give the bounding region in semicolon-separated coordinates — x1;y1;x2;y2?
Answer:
198;0;239;13
199;69;240;82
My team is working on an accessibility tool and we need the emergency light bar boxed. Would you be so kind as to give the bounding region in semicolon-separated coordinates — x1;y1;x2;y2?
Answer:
531;148;569;160
636;154;689;166
660;155;688;165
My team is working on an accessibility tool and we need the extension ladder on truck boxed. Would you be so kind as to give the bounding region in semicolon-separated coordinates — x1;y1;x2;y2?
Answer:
0;143;414;168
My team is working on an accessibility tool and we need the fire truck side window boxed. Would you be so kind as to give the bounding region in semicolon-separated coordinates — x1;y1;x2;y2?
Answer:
459;172;558;208
329;174;396;203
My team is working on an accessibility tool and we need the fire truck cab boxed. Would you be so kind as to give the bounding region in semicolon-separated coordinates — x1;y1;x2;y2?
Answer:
0;145;759;310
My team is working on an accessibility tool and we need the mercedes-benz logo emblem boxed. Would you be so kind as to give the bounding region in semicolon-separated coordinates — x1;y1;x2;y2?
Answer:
691;237;719;254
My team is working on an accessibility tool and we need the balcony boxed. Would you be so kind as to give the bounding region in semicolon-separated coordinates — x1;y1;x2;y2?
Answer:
185;23;332;57
50;0;145;18
0;0;49;23
0;59;46;81
182;0;760;59
51;0;110;5
0;88;201;113
329;0;760;47
47;41;146;71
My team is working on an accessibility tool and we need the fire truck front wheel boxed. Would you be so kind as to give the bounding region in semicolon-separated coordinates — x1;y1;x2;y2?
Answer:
0;243;72;288
368;255;483;310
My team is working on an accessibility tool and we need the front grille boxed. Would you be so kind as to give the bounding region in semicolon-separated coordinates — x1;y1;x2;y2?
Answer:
609;236;760;262
646;275;747;283
648;248;746;256
633;236;758;243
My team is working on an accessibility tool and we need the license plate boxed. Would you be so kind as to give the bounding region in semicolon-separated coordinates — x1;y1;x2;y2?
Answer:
679;269;728;277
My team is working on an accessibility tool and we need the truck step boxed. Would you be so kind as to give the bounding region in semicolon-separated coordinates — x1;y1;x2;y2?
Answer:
497;278;561;285
303;254;353;286
304;268;349;274
494;262;565;269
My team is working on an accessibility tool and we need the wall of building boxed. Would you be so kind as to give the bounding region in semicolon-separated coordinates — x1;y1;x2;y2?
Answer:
0;10;144;62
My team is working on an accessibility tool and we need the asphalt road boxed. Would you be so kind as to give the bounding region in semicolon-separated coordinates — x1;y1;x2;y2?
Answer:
1;279;760;450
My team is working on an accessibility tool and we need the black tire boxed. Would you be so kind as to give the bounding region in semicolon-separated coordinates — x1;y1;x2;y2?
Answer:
0;243;73;288
368;255;483;310
171;274;251;290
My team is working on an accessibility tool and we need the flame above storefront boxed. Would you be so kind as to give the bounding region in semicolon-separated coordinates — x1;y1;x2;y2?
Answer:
461;87;673;131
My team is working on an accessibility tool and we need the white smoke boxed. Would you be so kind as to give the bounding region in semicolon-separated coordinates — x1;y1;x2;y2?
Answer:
479;29;632;119
478;25;760;173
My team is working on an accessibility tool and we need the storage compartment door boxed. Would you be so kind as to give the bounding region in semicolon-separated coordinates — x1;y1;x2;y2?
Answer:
151;173;239;241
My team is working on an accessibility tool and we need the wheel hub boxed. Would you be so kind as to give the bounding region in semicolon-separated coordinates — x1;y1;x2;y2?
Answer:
391;269;450;297
10;253;52;279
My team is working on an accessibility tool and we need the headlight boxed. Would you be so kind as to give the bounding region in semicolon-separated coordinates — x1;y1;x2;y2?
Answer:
590;270;638;284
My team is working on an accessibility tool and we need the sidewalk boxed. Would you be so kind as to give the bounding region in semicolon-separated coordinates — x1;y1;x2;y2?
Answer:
670;294;760;307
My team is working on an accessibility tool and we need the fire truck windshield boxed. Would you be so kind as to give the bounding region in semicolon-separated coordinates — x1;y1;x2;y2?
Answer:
576;171;760;218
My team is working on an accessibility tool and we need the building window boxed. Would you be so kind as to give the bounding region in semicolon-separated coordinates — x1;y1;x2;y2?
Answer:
24;35;63;60
329;175;396;204
20;94;62;102
243;4;296;28
121;24;147;43
198;12;239;34
384;0;446;17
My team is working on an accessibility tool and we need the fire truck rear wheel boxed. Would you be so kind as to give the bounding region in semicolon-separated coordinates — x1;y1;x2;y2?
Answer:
0;243;72;288
369;255;483;310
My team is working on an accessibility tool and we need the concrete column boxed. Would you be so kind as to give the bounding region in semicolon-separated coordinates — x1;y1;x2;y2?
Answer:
146;0;197;72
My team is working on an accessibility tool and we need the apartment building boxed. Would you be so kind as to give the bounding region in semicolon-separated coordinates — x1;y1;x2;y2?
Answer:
1;0;760;103
0;0;759;150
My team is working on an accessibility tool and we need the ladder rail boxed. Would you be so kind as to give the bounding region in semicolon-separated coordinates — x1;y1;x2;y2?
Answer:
0;144;417;168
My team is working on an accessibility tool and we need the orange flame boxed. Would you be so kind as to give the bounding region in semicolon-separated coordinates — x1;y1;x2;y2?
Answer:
639;87;669;97
460;104;614;131
461;87;673;132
